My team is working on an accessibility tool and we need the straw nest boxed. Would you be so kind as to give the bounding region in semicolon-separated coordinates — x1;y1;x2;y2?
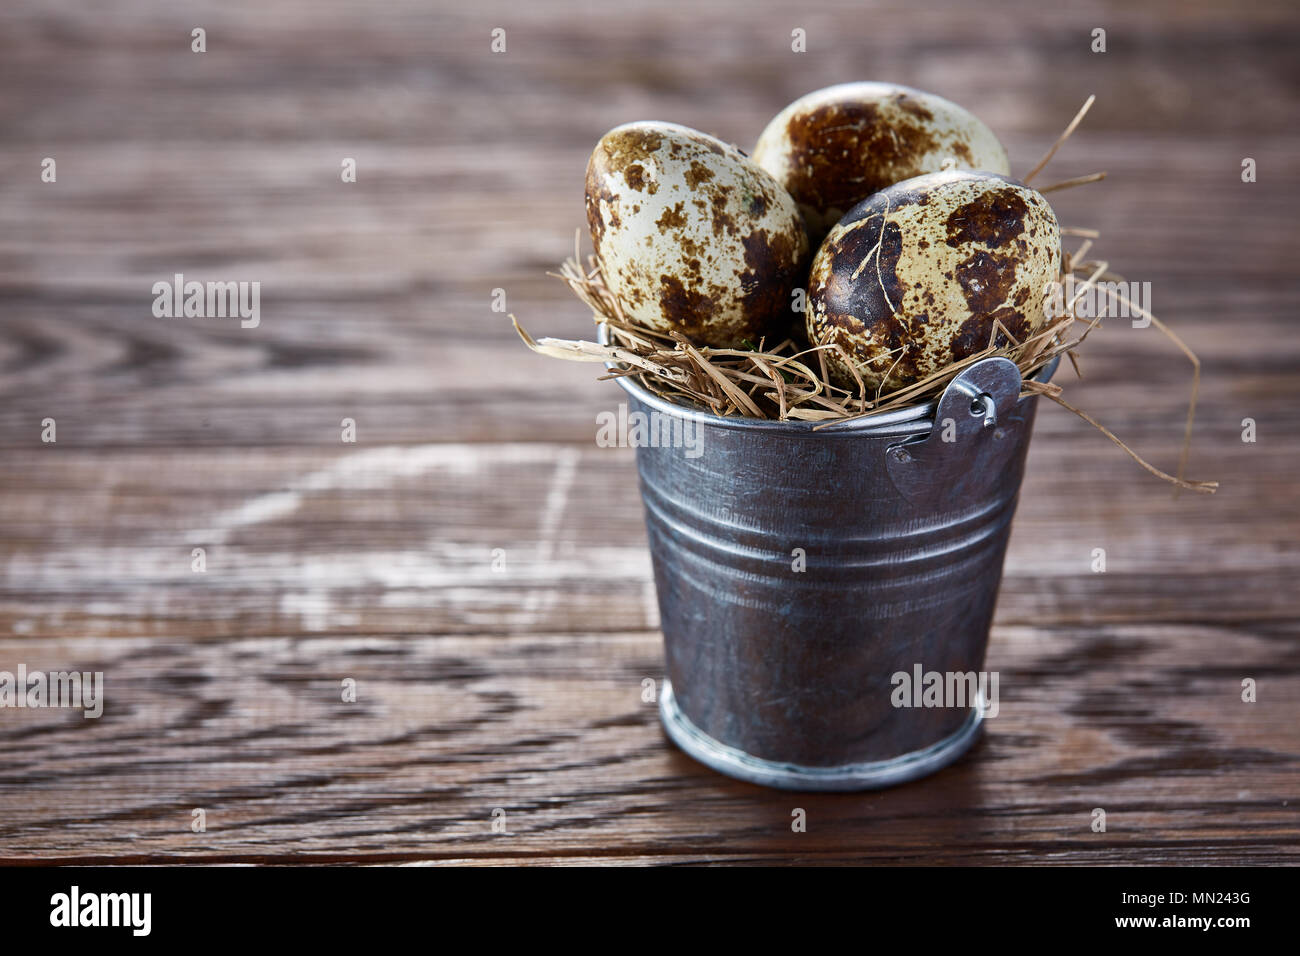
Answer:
515;97;1217;494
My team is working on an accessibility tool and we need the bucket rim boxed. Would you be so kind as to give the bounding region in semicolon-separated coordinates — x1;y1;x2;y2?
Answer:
599;322;1060;434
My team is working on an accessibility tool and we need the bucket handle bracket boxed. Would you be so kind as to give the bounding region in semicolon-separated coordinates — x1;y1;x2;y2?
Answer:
884;357;1027;505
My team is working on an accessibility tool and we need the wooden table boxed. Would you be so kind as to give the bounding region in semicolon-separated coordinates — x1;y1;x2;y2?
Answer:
1;0;1297;865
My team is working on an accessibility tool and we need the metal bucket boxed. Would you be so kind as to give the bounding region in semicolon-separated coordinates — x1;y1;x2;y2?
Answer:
609;344;1057;791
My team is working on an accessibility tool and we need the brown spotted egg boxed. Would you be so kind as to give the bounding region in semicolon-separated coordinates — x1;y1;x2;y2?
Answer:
806;170;1060;391
753;83;1011;243
585;122;809;347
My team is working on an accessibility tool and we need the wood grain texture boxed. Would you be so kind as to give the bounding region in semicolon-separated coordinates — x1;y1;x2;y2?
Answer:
1;0;1297;864
0;627;1295;863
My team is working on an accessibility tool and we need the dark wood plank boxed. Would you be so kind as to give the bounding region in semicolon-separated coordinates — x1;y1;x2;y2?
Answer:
0;401;1296;644
1;0;1297;864
0;627;1295;864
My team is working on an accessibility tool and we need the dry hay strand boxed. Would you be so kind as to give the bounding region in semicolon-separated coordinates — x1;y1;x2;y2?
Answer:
515;97;1217;495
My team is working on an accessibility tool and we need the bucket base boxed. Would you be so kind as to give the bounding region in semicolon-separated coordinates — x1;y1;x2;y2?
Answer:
658;679;984;792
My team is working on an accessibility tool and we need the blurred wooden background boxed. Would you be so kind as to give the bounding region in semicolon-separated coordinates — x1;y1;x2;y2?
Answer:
0;0;1297;864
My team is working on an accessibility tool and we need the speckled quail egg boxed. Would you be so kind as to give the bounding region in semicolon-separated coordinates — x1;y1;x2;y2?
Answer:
585;121;809;347
753;82;1012;243
806;169;1060;391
